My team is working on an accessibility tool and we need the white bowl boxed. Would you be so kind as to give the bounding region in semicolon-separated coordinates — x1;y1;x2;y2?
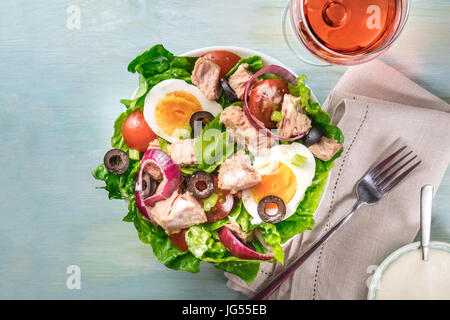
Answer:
367;241;450;300
136;46;327;247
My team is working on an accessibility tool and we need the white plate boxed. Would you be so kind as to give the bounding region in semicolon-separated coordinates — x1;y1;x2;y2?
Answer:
367;241;450;300
181;46;328;247
137;46;328;247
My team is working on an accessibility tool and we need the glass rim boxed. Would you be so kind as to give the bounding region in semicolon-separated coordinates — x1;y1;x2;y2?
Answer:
290;0;411;59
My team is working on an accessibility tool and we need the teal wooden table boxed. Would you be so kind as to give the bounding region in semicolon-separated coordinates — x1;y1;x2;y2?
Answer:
0;0;448;299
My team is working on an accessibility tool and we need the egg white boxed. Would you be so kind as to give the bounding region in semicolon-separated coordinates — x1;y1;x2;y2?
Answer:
143;79;222;143
242;143;316;224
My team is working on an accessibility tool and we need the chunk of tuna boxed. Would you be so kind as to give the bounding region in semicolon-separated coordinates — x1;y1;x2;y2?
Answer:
219;106;275;155
151;190;178;225
167;138;197;165
191;57;222;100
218;151;261;194
228;63;253;99
308;136;343;161
151;190;207;235
226;216;254;243
277;94;312;139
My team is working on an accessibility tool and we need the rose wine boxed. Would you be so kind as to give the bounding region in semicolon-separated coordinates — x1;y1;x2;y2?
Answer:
291;0;406;64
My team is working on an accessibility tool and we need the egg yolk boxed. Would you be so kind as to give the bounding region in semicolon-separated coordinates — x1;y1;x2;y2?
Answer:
155;91;202;135
251;163;297;209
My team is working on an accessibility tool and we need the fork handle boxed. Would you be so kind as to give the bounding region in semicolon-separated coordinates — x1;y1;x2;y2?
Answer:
252;201;363;300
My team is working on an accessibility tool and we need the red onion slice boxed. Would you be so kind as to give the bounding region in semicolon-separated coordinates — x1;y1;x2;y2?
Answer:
135;190;155;223
243;65;306;142
218;226;274;261
135;148;181;220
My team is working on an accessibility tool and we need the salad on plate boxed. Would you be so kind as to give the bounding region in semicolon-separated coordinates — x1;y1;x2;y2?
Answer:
92;45;344;284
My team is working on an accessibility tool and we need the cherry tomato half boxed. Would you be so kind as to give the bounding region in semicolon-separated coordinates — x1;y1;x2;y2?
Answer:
169;229;189;252
248;79;289;129
121;110;157;152
201;50;241;78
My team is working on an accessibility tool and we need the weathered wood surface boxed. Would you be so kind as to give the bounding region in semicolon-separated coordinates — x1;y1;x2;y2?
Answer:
0;0;448;299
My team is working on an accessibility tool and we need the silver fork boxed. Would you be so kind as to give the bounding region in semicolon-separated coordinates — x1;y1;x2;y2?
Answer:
253;146;422;300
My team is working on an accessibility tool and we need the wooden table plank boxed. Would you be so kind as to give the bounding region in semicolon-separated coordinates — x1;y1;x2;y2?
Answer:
0;0;448;299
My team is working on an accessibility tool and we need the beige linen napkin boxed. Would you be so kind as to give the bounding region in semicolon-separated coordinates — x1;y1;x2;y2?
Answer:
225;59;450;299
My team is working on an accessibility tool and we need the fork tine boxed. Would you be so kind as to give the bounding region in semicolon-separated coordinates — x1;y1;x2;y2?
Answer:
373;150;413;182
368;146;407;177
382;160;422;193
377;154;418;187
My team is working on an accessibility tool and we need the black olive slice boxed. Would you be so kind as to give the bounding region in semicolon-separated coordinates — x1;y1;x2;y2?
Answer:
257;195;286;224
303;126;326;147
187;171;214;199
104;149;129;175
189;111;215;136
220;78;239;103
141;172;158;199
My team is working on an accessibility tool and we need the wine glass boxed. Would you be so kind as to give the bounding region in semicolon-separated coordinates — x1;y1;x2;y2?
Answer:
283;0;411;66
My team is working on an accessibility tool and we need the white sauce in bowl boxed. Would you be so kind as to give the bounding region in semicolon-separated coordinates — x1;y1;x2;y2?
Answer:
375;248;450;300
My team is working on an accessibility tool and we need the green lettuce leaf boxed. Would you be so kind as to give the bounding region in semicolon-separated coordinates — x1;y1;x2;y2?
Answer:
92;160;140;200
147;68;192;88
185;225;263;262
226;55;264;77
213;261;260;286
128;44;174;76
289;75;331;124
254;223;284;264
229;200;251;233
126;199;200;273
193;113;235;173
180;166;201;175
184;224;262;284
318;123;345;144
169;56;198;73
288;75;310;109
305;101;331;125
202;219;230;231
289;74;344;146
186;225;247;262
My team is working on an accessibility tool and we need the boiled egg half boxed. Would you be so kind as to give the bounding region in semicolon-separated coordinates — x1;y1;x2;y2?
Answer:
143;79;222;143
242;143;316;224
